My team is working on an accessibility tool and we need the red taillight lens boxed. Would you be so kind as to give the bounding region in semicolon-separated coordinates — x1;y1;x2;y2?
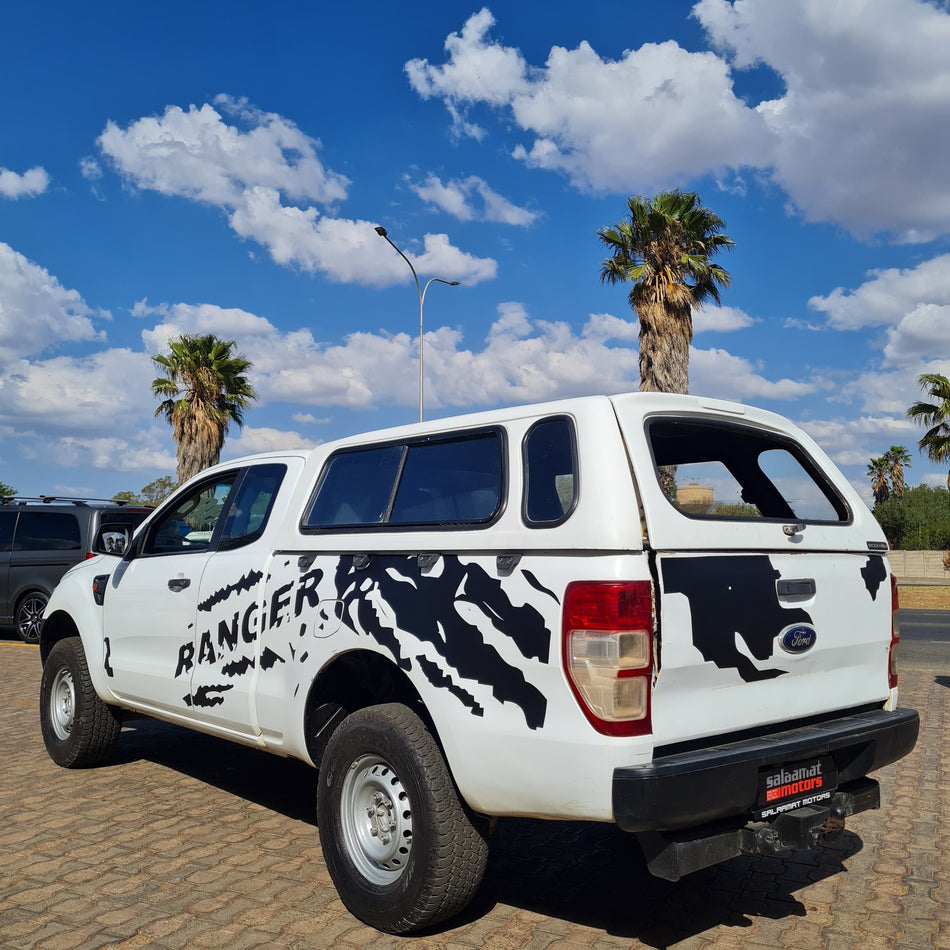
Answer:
889;573;900;690
563;581;654;737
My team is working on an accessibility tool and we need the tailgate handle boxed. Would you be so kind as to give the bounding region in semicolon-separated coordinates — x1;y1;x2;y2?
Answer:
777;579;815;597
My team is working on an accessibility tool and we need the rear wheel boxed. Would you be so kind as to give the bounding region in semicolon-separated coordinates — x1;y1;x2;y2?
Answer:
40;637;120;767
317;703;488;934
15;591;47;644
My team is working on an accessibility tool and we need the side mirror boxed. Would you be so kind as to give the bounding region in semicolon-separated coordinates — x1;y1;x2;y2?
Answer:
93;524;133;556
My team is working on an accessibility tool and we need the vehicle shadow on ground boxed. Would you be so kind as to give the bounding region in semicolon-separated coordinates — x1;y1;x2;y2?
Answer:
108;717;863;945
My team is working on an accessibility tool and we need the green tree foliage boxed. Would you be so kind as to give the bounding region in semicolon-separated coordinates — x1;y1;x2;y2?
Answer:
141;476;176;506
0;481;17;498
709;501;760;517
866;457;891;506
111;476;175;507
152;334;257;486
598;190;734;395
907;373;950;489
873;484;950;550
110;490;141;505
885;445;910;502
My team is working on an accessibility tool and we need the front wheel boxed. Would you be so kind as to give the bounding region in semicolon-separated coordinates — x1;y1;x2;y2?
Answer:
40;637;121;767
317;703;488;934
15;591;47;643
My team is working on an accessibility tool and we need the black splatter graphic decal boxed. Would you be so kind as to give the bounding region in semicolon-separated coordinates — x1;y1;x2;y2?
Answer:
861;555;887;601
172;554;552;727
334;555;551;728
661;556;814;682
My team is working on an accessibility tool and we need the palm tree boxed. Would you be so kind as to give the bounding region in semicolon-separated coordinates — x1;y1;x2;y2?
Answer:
866;457;891;506
598;190;734;394
907;373;950;490
152;333;258;485
884;446;911;502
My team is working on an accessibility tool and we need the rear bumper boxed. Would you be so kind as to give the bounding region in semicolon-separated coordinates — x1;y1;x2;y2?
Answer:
613;706;919;833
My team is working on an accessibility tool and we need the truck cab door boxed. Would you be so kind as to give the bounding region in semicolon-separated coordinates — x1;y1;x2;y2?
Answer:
104;473;237;720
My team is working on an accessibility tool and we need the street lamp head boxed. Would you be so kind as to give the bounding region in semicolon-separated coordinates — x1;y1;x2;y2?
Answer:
374;226;388;237
448;281;460;286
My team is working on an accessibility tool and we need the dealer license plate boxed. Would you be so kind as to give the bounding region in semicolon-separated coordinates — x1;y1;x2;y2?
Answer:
754;755;837;819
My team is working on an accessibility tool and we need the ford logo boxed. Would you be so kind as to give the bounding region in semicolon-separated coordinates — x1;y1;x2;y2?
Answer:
779;623;818;654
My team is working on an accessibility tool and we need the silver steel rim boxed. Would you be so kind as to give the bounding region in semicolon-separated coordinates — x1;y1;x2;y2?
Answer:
17;597;45;643
49;668;76;741
339;754;413;885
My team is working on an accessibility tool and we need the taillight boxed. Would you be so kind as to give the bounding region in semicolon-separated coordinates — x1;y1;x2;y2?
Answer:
563;581;654;737
889;573;900;690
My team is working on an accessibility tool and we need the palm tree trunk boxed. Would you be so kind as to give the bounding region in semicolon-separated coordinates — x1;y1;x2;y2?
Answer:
636;299;692;395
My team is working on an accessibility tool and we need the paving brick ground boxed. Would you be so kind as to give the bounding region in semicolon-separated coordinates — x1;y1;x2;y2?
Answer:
1;634;946;950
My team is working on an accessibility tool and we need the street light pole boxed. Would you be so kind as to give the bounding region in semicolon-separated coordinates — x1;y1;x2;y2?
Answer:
375;226;459;422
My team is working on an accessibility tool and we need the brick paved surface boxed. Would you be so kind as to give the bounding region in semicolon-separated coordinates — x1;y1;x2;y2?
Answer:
0;634;946;950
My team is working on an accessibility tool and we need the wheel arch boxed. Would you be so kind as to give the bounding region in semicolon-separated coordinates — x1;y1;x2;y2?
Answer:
40;609;80;664
303;650;439;770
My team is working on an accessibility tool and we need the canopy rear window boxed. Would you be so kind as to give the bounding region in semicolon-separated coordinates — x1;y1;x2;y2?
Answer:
648;418;849;523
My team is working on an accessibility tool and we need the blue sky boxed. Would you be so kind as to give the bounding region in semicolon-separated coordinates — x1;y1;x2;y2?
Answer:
2;0;950;501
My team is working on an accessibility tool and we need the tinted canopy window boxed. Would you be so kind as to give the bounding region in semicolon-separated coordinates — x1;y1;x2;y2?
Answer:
648;419;848;522
523;416;577;526
305;431;503;529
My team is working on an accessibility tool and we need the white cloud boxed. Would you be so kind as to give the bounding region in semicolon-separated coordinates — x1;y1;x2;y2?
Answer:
225;426;320;456
697;0;950;242
693;304;756;333
837;359;950;415
99;97;348;207
292;412;330;425
409;3;950;240
809;254;950;330
0;166;49;199
0;242;105;361
690;346;817;401
99;98;496;286
409;173;538;226
797;415;920;475
407;9;770;191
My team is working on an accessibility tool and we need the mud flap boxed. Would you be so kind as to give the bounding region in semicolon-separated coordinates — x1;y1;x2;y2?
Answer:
637;778;880;882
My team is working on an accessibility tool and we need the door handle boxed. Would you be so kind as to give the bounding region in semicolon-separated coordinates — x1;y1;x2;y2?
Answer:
168;578;191;592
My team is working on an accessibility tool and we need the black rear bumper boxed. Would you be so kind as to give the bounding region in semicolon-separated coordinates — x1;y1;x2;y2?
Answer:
613;706;919;833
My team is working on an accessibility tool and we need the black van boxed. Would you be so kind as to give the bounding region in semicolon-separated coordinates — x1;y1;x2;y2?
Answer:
0;497;152;643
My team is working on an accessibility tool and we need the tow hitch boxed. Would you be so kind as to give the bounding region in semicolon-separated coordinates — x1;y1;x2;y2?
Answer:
637;778;879;881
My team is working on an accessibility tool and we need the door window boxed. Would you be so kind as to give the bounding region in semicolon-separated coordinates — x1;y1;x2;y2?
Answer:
144;477;235;555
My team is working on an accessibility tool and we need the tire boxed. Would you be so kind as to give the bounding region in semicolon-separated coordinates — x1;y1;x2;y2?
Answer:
40;637;121;768
317;703;488;934
15;591;47;644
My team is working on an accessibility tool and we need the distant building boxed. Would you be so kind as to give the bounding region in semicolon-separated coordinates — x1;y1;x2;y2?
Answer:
677;482;713;515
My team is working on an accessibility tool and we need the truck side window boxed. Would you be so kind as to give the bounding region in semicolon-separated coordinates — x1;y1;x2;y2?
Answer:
304;430;504;529
305;445;403;527
523;416;577;526
389;433;502;525
218;464;287;549
145;476;236;555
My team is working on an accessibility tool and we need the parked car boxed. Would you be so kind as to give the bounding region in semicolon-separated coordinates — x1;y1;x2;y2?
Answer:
38;393;918;933
0;496;152;642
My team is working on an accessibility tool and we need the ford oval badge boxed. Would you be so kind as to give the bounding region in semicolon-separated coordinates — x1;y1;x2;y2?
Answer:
779;623;818;654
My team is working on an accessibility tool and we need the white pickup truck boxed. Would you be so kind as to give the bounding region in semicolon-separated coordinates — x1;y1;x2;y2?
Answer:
39;392;918;933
